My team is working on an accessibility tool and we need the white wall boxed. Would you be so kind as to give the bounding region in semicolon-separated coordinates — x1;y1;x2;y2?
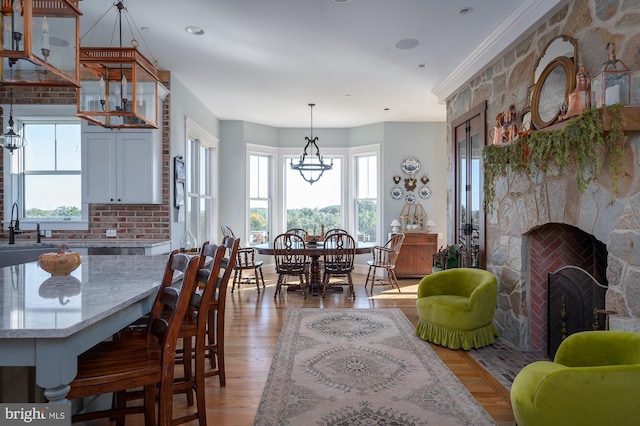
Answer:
216;120;447;248
169;75;221;250
382;122;447;247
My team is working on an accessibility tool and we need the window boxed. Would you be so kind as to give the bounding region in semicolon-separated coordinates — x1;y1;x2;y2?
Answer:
355;154;377;242
285;156;343;234
249;153;272;244
185;119;218;247
19;120;82;220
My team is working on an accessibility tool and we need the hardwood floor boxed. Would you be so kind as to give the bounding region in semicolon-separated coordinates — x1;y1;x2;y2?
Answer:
127;273;515;426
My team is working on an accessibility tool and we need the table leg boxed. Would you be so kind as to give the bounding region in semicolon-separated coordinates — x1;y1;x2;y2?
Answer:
310;255;321;296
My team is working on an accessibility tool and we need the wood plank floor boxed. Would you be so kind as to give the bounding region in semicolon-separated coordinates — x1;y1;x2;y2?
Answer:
124;273;515;426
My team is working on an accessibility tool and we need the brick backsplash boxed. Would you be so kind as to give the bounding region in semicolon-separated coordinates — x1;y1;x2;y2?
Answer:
0;77;172;242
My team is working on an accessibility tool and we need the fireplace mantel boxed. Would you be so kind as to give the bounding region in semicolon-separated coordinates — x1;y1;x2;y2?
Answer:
542;106;640;132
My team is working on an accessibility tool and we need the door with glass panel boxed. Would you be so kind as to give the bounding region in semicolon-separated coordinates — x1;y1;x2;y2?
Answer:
452;101;486;268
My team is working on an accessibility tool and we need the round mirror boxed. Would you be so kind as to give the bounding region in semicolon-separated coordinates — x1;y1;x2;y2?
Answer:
530;35;578;129
531;56;575;129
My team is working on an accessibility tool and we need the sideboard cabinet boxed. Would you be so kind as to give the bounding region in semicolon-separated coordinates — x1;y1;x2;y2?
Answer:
394;233;438;278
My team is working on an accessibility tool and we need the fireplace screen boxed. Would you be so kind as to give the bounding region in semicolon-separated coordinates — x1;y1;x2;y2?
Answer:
547;266;608;357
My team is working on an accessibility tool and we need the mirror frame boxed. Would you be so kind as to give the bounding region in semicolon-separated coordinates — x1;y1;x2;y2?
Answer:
531;56;576;129
530;35;578;129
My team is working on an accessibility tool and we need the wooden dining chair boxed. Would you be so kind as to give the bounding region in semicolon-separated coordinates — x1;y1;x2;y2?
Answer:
273;232;309;299
324;228;348;239
221;224;266;292
322;231;356;299
68;251;200;426
286;228;308;238
364;233;406;293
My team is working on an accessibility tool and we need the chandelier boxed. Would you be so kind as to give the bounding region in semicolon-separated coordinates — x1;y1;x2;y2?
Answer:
0;0;81;87
1;87;27;153
290;103;333;185
76;0;164;129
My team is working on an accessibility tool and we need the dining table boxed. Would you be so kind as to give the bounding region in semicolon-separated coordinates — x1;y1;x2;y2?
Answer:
0;254;173;407
254;240;375;295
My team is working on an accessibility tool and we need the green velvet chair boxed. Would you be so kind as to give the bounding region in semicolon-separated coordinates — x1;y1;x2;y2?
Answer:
511;330;640;426
415;268;498;350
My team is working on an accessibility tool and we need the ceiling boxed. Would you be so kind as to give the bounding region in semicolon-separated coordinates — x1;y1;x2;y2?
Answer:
77;0;565;128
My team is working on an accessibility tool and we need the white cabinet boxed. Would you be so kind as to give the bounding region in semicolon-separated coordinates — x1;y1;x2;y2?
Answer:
82;127;162;204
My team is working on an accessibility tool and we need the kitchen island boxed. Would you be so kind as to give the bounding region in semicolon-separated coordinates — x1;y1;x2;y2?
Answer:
0;255;169;405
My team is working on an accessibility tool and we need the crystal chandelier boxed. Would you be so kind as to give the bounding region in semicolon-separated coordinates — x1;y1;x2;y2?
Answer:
0;0;81;87
290;103;333;185
76;0;164;129
1;87;27;154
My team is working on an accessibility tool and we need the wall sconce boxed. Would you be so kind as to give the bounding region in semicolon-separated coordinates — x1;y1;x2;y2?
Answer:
390;219;401;233
591;42;630;108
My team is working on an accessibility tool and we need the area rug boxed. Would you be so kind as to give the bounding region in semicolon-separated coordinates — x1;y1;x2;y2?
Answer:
254;308;496;425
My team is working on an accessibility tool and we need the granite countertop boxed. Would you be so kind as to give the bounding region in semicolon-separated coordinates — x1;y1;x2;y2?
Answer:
0;254;171;338
0;240;170;249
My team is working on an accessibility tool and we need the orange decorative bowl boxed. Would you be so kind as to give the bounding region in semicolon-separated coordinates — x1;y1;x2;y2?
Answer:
38;247;82;276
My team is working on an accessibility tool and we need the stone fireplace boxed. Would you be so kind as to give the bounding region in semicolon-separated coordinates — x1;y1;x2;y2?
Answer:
529;223;607;355
486;132;640;350
444;2;640;351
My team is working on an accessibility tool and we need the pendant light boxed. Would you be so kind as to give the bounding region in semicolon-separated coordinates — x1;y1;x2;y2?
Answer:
1;87;27;154
76;1;165;129
290;103;333;185
0;0;81;87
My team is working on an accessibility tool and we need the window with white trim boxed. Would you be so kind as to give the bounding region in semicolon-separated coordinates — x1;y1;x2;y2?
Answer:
16;120;82;221
249;153;272;244
354;153;377;242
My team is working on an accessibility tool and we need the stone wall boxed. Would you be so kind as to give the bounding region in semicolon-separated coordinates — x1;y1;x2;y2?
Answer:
446;0;640;349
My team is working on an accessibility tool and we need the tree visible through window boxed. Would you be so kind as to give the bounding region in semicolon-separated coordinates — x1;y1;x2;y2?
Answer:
21;121;82;219
249;154;271;244
355;154;377;242
285;157;342;234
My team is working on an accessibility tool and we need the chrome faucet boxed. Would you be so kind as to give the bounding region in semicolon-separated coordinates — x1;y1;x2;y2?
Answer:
8;202;21;245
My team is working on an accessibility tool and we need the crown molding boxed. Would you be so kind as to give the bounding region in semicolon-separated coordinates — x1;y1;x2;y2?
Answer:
432;0;567;104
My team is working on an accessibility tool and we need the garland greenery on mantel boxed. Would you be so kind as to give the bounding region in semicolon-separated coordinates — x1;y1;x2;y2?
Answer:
482;104;627;213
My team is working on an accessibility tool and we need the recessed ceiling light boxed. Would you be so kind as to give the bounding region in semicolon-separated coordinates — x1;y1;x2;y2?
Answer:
185;26;205;36
458;7;473;15
395;38;419;50
332;0;351;3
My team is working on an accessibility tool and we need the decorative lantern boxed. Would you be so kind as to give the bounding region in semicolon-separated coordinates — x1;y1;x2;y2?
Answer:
76;1;164;129
591;42;630;108
0;0;81;87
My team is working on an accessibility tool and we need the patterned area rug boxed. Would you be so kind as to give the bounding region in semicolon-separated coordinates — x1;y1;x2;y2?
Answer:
254;308;496;425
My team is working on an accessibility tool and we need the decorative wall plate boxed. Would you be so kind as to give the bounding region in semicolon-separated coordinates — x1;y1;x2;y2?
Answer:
390;186;403;200
405;193;416;203
401;157;421;175
419;185;432;199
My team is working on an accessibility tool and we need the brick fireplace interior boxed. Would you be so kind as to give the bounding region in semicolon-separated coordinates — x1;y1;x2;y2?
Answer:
528;223;608;354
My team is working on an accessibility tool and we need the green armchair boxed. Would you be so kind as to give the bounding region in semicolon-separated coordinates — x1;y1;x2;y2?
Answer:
415;268;498;350
511;330;640;426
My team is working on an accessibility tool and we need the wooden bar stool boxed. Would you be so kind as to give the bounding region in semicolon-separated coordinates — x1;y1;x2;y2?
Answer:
68;251;200;426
